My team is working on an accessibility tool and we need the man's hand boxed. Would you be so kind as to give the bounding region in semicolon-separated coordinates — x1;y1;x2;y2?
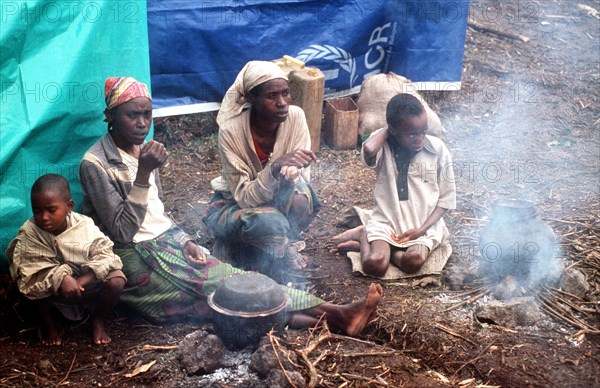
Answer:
59;274;84;299
280;165;301;183
271;149;318;178
183;241;207;266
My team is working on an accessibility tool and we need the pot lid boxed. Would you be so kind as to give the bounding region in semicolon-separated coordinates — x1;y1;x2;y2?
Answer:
207;273;289;317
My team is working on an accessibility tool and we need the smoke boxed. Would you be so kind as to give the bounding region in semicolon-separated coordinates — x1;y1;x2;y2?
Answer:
478;199;562;288
439;69;573;289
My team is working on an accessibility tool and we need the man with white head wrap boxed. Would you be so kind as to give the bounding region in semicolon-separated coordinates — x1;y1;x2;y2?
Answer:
204;61;321;282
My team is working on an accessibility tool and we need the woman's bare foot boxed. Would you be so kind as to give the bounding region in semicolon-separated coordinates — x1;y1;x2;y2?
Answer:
92;320;112;345
341;283;383;336
330;225;365;253
40;325;62;346
289;283;383;336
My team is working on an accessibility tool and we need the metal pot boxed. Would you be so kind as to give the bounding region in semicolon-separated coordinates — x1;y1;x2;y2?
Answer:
207;273;291;349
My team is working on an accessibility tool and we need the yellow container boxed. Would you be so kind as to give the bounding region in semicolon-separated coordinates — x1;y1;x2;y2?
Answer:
273;56;325;152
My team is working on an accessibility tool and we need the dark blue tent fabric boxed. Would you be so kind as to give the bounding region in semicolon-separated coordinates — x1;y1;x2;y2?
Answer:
147;0;469;109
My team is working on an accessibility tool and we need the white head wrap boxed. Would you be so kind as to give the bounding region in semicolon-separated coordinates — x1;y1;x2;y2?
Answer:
216;61;288;128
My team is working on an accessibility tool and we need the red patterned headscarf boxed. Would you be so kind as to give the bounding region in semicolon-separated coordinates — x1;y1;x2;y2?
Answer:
103;77;151;128
104;77;151;111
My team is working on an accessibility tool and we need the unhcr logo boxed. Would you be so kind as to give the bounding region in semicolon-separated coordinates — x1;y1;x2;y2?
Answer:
295;45;357;89
294;22;394;90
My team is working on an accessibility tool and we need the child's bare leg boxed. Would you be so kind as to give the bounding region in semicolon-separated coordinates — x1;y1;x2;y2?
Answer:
287;283;383;336
91;277;125;345
361;239;391;277
390;244;429;274
331;225;365;245
35;300;62;346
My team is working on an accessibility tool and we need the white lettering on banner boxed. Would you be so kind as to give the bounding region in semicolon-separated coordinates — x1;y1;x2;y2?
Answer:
365;22;392;70
362;22;395;79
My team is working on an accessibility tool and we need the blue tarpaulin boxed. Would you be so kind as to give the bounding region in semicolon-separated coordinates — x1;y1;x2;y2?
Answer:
148;0;469;115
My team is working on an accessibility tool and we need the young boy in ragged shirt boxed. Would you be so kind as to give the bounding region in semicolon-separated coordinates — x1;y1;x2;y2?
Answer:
7;174;126;346
332;93;456;277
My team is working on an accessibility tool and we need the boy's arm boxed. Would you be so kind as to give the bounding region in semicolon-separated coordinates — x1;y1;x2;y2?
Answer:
59;274;85;299
419;206;448;235
10;233;73;299
362;126;389;166
84;237;123;281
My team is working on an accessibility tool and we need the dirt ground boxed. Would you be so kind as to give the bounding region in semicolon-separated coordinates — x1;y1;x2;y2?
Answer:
1;0;599;386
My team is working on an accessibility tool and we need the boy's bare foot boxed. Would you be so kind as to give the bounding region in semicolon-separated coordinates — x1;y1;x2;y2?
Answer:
330;225;365;252
40;326;63;346
92;320;112;345
342;283;383;336
331;240;361;253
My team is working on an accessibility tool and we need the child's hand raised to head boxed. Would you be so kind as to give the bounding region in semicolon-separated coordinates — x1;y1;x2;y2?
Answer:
59;274;84;299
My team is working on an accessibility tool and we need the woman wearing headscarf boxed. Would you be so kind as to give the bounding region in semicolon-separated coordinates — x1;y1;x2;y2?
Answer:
204;61;321;280
78;76;382;331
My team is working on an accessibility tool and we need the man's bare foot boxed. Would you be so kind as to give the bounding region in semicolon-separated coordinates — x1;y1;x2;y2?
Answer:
330;225;365;252
343;283;383;336
92;320;112;345
40;326;62;346
285;245;307;269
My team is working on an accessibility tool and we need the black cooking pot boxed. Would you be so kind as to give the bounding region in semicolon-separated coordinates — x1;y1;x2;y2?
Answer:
479;199;557;284
207;273;291;350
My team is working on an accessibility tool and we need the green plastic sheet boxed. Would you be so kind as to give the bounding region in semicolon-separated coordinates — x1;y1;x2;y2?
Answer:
0;0;151;269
